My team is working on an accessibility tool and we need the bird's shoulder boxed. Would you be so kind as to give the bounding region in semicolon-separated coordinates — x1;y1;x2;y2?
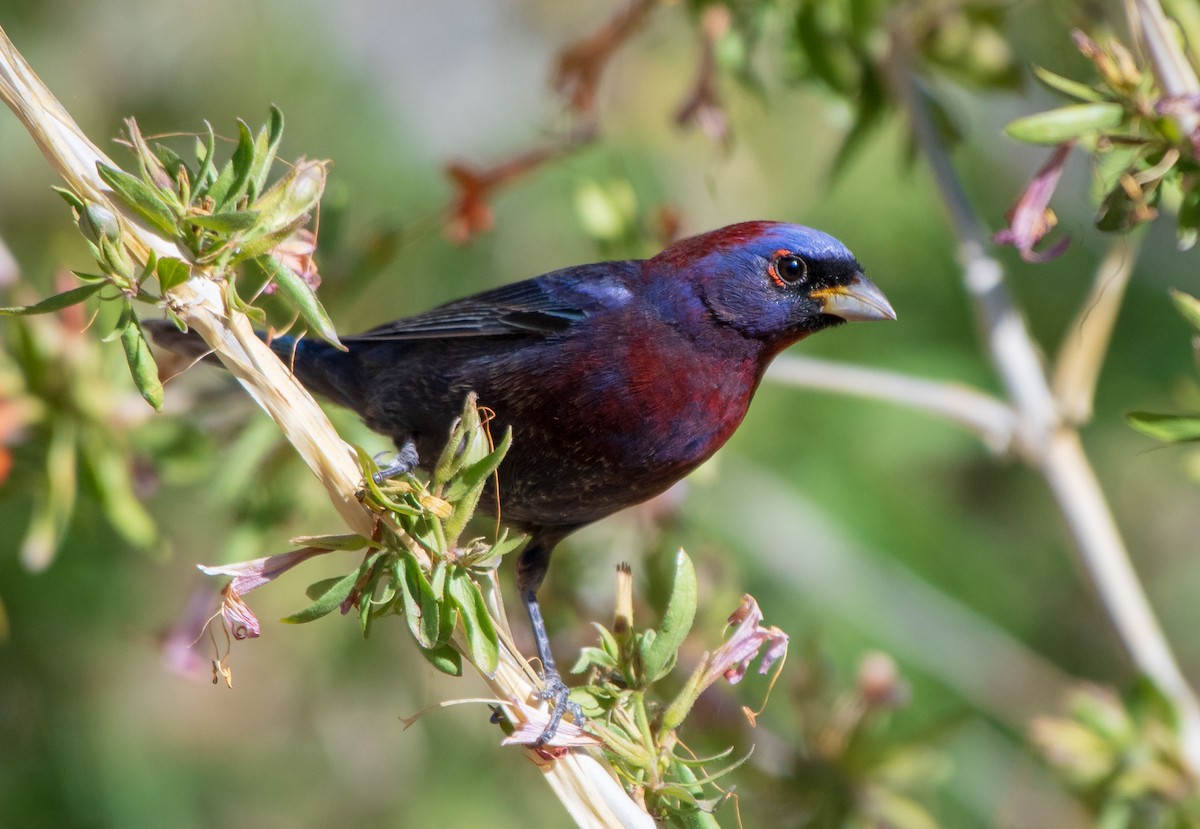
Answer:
345;260;640;342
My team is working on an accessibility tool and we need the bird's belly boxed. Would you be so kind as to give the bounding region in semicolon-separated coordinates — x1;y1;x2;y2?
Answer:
487;364;757;527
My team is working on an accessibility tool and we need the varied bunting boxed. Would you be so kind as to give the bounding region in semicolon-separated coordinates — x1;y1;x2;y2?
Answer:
148;220;895;741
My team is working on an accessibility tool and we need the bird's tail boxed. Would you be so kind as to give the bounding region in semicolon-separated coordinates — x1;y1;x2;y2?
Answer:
143;320;365;411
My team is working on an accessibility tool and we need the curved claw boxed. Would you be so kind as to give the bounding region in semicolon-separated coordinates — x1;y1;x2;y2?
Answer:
535;675;585;746
370;439;419;484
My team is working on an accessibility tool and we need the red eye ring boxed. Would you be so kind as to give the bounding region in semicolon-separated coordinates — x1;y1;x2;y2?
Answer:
768;250;807;287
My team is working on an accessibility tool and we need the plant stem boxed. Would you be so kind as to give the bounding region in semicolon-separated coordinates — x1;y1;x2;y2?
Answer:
890;40;1200;768
766;355;1017;452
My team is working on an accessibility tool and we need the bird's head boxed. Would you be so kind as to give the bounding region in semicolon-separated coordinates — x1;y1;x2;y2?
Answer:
649;221;895;348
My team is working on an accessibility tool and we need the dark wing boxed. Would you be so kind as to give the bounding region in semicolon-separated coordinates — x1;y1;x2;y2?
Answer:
344;278;589;342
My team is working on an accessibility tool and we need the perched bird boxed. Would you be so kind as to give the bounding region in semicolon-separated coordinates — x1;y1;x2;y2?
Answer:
149;220;894;740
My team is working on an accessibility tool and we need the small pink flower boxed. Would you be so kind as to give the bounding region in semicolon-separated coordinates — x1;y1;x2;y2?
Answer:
705;594;789;686
198;547;335;640
198;546;330;595
993;142;1073;262
218;584;260;641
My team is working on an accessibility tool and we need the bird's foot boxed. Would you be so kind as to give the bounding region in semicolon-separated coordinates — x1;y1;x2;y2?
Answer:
371;441;419;484
534;671;585;746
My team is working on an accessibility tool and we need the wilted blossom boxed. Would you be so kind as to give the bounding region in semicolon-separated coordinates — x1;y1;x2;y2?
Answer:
198;546;334;639
704;594;789;687
993;141;1073;262
266;227;321;293
501;700;601;752
218;584;261;641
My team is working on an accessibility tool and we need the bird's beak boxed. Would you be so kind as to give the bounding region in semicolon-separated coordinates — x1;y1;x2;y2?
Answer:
812;273;896;322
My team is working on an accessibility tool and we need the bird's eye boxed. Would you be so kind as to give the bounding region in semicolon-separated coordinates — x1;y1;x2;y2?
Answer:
771;254;807;286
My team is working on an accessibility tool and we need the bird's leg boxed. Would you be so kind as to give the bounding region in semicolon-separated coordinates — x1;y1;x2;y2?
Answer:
517;533;583;745
372;437;419;484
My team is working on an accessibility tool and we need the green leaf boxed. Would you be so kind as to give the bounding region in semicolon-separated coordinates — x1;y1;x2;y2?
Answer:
259;255;343;348
448;569;498;674
443;425;512;506
1004;103;1125;145
418;642;463;676
290;533;371;551
304;576;345;601
0;282;104;316
248;105;285;197
153;142;188;182
398;553;441;648
282;568;358;623
1170;289;1200;334
193;123;218;192
213;119;256;211
96;162;178;236
639;550;698;685
1032;66;1105;103
442;427;512;544
119;308;164;411
155;257;190;292
185;209;260;233
1127;411;1200;443
52;186;85;211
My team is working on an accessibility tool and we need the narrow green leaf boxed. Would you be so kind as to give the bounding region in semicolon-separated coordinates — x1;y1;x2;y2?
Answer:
305;576;345;601
433;396;482;487
398;553;441;648
119;309;164;411
193;123;218;192
1032;66;1105;103
153;142;187;182
430;560;448;600
1004;103;1125;145
96;162;178;236
418;642;463;676
448;569;499;674
1127;411;1200;443
1170;289;1200;333
0;282;104;316
214;119;256;211
443;426;512;503
155;257;190;293
52;186;85;211
282;568;357;623
221;222;302;265
290;533;370;551
260;254;343;348
185;209;260;233
640;549;698;684
248;105;285;197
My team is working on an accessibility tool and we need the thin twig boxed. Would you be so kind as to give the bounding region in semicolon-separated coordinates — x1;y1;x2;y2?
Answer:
1053;232;1144;425
889;32;1200;770
765;355;1017;453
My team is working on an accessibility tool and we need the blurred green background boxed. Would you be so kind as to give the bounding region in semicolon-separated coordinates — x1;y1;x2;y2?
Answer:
1;1;1199;826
